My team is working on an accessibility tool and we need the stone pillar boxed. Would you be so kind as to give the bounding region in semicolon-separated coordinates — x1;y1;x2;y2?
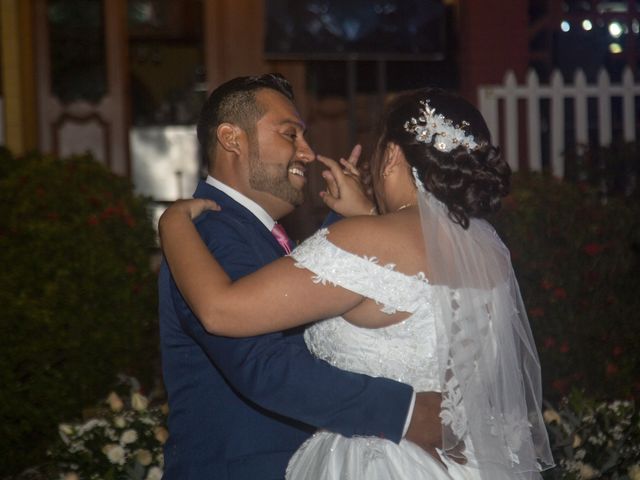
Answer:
457;0;529;104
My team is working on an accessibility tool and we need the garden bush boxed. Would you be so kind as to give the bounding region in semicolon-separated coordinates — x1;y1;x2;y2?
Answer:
0;148;159;475
491;172;640;402
542;391;640;479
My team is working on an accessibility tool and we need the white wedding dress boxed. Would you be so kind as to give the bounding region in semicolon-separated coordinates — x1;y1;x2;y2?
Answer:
285;228;484;480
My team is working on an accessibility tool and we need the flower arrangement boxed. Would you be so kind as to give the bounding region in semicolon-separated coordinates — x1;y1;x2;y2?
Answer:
48;377;168;480
543;391;640;479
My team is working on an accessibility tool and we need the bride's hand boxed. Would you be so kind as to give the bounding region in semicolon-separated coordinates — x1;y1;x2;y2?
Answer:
318;146;377;217
160;198;221;225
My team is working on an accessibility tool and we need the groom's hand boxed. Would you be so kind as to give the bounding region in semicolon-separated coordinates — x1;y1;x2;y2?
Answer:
405;392;466;467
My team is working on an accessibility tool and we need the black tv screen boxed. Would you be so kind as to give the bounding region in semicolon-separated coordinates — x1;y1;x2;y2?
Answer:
265;0;446;59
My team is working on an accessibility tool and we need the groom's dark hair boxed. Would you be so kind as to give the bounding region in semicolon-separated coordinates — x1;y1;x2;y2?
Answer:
197;73;295;169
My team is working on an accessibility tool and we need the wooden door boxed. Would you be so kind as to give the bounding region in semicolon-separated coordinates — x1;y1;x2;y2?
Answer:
34;0;130;175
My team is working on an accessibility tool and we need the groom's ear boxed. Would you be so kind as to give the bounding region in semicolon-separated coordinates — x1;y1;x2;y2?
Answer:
217;123;243;155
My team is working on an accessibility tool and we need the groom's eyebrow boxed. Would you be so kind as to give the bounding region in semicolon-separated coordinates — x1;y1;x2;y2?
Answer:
279;119;307;133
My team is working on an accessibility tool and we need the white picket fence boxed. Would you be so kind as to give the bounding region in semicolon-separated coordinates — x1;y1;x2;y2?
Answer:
478;67;640;177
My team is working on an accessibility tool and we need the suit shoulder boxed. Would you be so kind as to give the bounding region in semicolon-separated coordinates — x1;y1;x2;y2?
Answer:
194;210;255;240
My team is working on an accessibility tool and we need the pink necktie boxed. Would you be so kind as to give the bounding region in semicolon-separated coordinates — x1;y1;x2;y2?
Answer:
271;223;293;255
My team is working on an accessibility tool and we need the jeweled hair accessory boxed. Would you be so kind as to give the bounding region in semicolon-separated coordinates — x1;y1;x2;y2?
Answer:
404;100;479;153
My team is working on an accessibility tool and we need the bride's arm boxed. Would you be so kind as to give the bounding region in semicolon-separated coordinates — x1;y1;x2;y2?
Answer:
159;200;365;337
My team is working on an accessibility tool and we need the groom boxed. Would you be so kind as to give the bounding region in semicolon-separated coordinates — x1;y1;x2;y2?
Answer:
158;73;443;479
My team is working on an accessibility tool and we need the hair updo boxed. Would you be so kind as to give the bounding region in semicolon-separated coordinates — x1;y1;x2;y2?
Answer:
371;88;511;229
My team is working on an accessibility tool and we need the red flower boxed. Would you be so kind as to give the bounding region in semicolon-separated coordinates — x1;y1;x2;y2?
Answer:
126;264;137;274
46;212;60;221
553;287;567;300
101;205;118;220
612;345;624;357
540;279;553;291
543;337;556;349
529;307;545;318
87;214;99;226
551;379;569;394
559;341;570;353
583;243;604;256
123;214;136;228
606;363;619;376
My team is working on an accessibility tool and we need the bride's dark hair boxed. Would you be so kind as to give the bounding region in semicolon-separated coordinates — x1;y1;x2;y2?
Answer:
370;88;510;229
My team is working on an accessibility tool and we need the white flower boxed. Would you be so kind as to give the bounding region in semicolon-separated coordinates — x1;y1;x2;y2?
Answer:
141;416;156;426
62;473;80;480
154;426;169;444
120;429;138;444
79;418;104;434
102;443;126;465
131;392;149;411
113;415;127;428
572;434;582;448
629;464;640;480
577;462;598;479
107;392;124;412
59;423;74;435
145;466;163;480
136;449;153;466
58;424;74;444
543;409;561;424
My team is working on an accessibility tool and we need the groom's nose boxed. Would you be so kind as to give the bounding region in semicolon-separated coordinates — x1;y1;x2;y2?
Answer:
296;139;316;164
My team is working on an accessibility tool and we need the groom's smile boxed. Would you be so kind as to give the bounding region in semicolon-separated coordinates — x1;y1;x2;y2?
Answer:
246;88;316;211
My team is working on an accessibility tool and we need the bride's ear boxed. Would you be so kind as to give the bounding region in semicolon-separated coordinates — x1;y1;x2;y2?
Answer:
382;143;405;177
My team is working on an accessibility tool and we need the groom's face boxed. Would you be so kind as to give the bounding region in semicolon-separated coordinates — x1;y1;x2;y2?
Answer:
245;89;315;208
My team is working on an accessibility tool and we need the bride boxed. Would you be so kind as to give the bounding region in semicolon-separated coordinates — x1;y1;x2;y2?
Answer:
159;88;554;479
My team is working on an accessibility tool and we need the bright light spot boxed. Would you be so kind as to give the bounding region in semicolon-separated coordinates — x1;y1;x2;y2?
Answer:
561;20;570;32
582;19;593;31
609;43;623;54
633;19;640;34
609;21;623;38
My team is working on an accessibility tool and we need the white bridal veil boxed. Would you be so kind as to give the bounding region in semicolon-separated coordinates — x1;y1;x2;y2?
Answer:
415;177;554;479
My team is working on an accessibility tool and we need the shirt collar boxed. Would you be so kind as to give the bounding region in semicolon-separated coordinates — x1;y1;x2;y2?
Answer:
205;175;276;231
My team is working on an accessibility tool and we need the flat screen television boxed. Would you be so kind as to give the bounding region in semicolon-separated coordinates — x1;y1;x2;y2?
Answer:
265;0;446;60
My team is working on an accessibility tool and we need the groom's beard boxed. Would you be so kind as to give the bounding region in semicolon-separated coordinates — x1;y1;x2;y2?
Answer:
248;137;305;207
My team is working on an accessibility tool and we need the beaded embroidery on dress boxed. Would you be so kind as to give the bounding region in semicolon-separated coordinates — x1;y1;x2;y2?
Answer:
285;229;484;480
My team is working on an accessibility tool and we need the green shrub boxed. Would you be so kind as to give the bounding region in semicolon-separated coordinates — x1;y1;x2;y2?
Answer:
542;391;640;479
491;172;640;402
0;148;159;475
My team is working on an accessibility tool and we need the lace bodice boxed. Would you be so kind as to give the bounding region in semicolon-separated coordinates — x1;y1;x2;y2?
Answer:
291;229;441;392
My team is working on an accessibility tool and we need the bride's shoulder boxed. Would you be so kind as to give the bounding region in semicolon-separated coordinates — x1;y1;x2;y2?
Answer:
321;213;421;262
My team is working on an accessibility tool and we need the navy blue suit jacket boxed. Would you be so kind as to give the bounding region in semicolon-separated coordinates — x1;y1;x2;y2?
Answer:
159;180;413;479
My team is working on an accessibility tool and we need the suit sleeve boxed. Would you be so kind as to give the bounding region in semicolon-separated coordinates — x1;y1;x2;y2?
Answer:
171;214;413;442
